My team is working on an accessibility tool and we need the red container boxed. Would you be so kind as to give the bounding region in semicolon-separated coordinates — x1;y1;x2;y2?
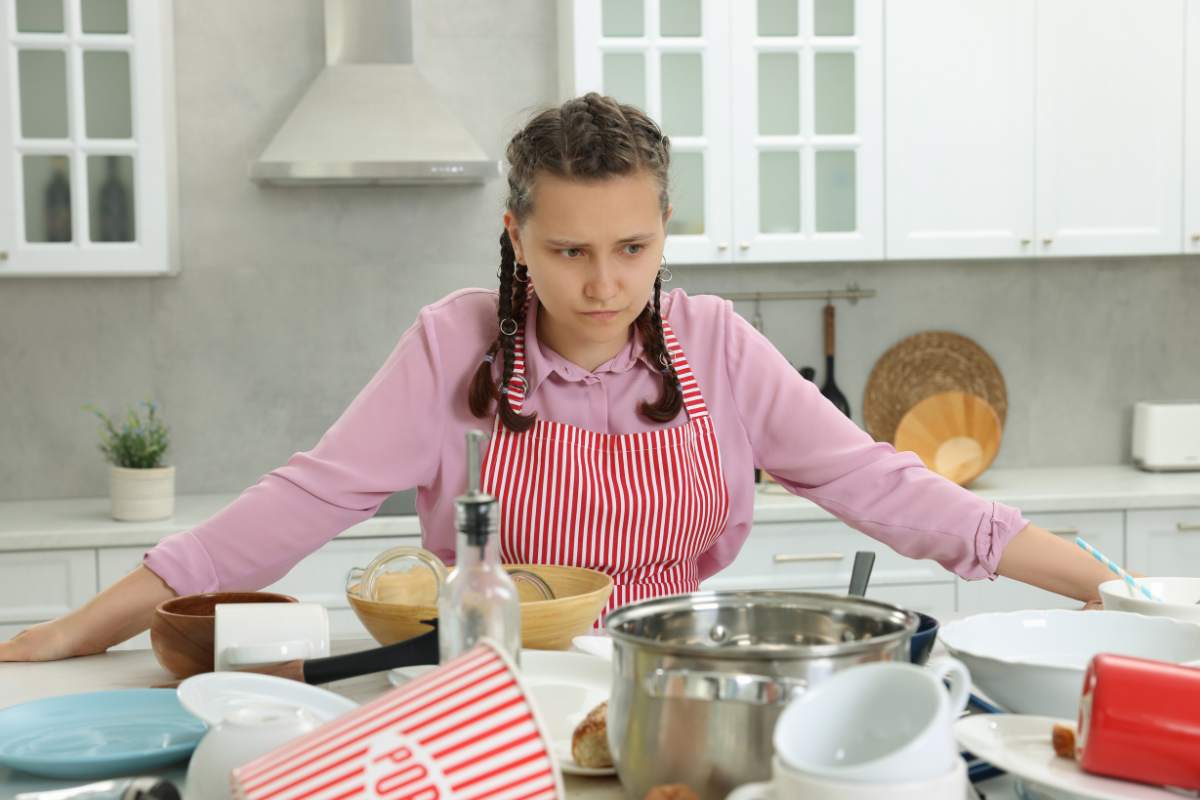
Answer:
1077;653;1200;790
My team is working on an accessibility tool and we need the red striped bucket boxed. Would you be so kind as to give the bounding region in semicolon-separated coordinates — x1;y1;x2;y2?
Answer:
232;640;564;800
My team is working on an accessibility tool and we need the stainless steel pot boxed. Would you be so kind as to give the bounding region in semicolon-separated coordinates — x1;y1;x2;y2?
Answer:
605;591;919;800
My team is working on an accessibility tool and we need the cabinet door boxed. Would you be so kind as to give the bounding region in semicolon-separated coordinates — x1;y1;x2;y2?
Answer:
1126;508;1200;578
1185;0;1200;254
559;0;733;264
0;0;177;277
730;0;883;262
884;0;1035;259
956;511;1124;614
0;549;97;624
1035;0;1185;257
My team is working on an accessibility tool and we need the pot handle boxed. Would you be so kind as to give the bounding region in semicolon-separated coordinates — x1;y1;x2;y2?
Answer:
644;668;807;705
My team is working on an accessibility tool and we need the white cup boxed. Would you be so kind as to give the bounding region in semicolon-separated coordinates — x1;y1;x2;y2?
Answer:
186;703;321;800
773;658;971;784
214;602;330;671
726;755;968;800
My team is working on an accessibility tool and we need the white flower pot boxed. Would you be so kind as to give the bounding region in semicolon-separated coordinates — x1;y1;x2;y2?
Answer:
110;465;175;522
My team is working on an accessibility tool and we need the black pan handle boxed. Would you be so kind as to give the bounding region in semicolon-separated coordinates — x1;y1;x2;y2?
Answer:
303;623;439;685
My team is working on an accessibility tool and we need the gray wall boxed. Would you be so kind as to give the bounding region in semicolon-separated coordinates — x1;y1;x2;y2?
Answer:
1;1;1197;503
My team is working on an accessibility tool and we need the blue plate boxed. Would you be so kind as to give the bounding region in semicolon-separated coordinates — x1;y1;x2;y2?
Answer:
0;689;205;779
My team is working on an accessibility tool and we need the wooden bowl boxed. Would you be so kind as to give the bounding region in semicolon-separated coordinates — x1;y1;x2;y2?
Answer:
893;391;1002;486
150;591;296;679
347;563;613;651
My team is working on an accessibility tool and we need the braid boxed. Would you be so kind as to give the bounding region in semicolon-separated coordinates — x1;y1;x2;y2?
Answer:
636;276;684;422
469;230;537;432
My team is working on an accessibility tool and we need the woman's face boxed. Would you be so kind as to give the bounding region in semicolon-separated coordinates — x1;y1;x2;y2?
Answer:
505;170;670;353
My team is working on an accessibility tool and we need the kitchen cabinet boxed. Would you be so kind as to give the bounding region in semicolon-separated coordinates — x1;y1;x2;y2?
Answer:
956;511;1124;614
886;0;1186;260
560;0;884;264
1125;507;1200;578
1186;0;1200;254
884;0;1035;259
0;0;178;277
0;548;95;626
1034;0;1185;257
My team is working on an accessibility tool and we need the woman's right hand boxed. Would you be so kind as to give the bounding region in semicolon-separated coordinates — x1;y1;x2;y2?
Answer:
0;618;102;662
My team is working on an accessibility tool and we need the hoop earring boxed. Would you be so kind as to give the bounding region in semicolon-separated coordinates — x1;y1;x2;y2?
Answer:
499;318;518;336
514;265;529;282
658;262;673;283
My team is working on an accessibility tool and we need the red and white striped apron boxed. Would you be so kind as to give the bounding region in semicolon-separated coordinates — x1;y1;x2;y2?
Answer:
479;314;730;621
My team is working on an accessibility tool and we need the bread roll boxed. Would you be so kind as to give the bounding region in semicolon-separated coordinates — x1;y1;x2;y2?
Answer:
571;701;612;769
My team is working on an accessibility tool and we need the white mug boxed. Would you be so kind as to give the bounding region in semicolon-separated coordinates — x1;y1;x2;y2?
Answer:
214;602;330;671
773;658;971;784
726;755;967;800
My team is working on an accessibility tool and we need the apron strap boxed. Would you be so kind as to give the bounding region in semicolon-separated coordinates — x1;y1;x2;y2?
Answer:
504;309;709;420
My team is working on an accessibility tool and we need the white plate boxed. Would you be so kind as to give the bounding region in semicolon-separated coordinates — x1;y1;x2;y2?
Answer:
390;649;614;776
571;634;613;661
954;715;1185;800
177;672;358;726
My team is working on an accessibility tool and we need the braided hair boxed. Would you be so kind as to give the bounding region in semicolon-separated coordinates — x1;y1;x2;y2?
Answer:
468;93;683;432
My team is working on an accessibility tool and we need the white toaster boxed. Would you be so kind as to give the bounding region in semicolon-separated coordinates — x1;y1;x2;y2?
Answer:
1133;402;1200;471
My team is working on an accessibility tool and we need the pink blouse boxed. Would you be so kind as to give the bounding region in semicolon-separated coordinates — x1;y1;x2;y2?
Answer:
144;288;1028;595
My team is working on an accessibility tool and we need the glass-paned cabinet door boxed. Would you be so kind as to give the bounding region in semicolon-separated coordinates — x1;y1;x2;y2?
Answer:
559;0;733;264
0;0;177;277
730;0;882;262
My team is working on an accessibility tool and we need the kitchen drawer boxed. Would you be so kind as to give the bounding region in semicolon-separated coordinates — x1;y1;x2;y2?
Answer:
1126;507;1200;577
856;583;956;618
957;510;1123;614
701;520;953;593
0;549;97;624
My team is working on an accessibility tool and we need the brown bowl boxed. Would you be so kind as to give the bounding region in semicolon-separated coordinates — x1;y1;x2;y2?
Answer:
150;591;297;679
347;563;613;651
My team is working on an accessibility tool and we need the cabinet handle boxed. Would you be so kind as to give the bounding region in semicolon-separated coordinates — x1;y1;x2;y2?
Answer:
1178;523;1200;533
1020;238;1031;246
1191;233;1200;244
0;250;8;262
774;552;845;564
1042;237;1053;247
739;242;750;250
718;242;729;251
1048;527;1080;536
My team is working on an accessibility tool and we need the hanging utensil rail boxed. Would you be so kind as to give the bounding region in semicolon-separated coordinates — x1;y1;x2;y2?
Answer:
719;282;877;305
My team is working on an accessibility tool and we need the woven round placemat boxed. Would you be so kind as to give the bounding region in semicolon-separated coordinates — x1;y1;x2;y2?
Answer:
863;331;1007;444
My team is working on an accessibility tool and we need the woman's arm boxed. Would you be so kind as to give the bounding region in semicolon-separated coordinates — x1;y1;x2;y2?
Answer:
996;522;1116;605
0;565;175;661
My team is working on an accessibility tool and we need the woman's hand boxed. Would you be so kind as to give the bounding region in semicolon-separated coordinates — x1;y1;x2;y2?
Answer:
0;618;105;661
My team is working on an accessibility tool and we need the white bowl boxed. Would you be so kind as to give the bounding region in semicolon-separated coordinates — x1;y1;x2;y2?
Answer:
1099;577;1200;623
939;609;1200;718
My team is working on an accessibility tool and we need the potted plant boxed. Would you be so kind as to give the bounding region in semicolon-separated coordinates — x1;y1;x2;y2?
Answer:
85;401;174;521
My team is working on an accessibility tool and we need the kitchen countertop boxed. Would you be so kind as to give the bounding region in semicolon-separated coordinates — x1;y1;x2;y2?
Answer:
1;465;1199;552
0;639;1021;799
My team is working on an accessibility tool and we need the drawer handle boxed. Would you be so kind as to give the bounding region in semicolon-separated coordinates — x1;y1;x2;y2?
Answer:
1048;528;1080;536
1178;523;1200;533
774;553;845;564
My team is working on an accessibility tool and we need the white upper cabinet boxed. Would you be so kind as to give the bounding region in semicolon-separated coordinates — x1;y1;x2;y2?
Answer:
1186;0;1200;254
887;0;1187;261
729;0;883;263
1035;0;1185;258
0;0;178;277
885;0;1036;260
559;0;733;264
560;0;883;264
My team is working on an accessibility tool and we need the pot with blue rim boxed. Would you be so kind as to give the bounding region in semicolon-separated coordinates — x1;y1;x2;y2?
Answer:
604;591;919;800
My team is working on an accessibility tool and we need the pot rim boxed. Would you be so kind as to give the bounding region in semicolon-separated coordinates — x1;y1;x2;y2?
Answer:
604;590;919;660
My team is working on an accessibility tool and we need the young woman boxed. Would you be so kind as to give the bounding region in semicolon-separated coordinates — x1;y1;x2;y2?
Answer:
0;93;1115;662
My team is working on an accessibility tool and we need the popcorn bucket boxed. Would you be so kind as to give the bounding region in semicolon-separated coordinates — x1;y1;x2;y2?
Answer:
232;640;564;800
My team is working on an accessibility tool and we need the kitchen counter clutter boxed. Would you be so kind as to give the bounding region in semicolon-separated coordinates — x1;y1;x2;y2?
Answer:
1;465;1199;645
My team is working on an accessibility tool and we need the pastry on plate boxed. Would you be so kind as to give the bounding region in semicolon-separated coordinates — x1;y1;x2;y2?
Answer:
571;701;612;769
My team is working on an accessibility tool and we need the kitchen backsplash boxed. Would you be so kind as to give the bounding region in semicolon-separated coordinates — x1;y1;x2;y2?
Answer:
0;1;1197;502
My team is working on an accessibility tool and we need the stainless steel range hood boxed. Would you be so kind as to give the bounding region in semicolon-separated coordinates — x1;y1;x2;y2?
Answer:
250;0;499;186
